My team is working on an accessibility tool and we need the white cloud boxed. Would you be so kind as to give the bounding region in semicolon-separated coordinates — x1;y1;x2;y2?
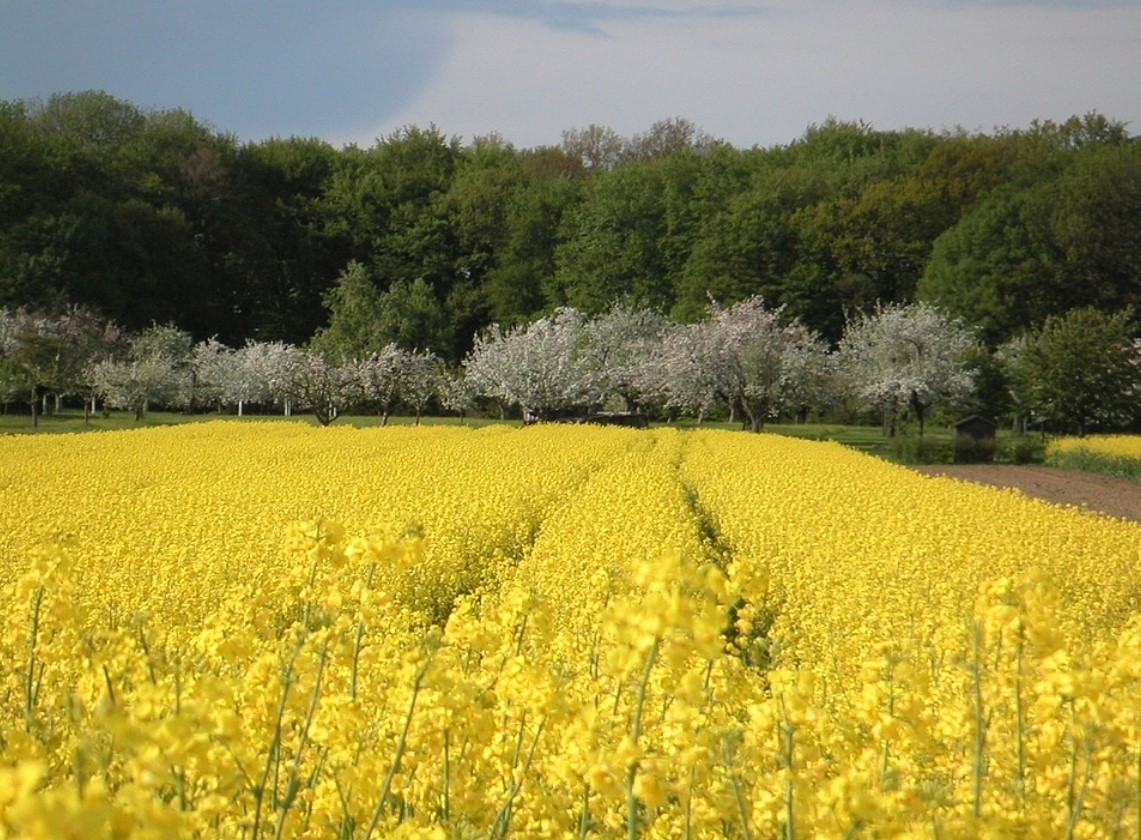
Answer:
360;1;1139;149
10;0;1131;148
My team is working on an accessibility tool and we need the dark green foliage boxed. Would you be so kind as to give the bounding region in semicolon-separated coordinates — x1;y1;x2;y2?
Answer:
1012;307;1139;436
918;133;1141;345
996;435;1046;465
0;91;1137;366
311;261;453;361
890;436;954;465
952;434;996;464
309;261;388;362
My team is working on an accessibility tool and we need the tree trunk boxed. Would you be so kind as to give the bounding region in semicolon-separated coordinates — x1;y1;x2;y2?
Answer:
911;392;928;441
315;402;335;426
743;402;762;433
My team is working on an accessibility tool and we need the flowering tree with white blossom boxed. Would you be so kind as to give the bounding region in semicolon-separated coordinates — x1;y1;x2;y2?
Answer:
708;297;831;432
269;346;355;426
90;324;194;420
350;344;443;424
1;306;118;422
838;301;977;438
631;320;723;421
400;349;444;424
631;296;830;430
463;308;602;421
581;302;668;411
352;344;406;424
437;368;479;422
192;339;292;415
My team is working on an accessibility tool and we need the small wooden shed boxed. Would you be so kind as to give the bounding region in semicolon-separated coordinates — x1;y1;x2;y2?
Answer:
952;415;998;462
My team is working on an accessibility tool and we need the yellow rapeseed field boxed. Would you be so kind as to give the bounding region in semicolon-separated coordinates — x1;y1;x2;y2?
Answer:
1050;434;1141;462
2;421;1140;838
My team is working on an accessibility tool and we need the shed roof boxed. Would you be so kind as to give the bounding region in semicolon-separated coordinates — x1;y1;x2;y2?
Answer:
952;414;998;431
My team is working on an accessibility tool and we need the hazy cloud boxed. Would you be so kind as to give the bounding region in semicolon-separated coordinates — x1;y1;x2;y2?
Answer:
1;0;1136;149
400;1;774;33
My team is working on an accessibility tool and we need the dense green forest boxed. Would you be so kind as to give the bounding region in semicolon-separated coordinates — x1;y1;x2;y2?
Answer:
2;91;1139;360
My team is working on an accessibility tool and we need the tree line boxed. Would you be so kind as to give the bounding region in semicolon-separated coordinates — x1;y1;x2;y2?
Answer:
4;296;1138;438
2;91;1139;432
4;92;1140;353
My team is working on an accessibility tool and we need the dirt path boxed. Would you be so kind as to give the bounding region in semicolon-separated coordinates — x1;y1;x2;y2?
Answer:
912;465;1141;523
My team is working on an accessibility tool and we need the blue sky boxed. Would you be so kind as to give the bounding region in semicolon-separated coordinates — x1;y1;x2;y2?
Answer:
2;1;1138;149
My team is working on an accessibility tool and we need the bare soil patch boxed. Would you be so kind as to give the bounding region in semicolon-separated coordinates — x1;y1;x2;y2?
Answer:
912;465;1141;523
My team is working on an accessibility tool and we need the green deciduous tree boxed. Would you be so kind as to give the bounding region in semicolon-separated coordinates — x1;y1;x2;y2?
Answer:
481;170;580;327
312;261;453;362
226;135;347;344
677;161;822;326
552;161;675;312
918;126;1141;346
310;261;387;362
553;150;725;314
917;185;1058;345
1011;307;1138;436
374;277;453;357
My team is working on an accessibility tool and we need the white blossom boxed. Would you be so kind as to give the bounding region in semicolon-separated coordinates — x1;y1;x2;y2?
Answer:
463;308;601;420
632;296;831;430
838;301;977;437
581;302;668;410
268;346;355;425
400;349;443;423
91;324;193;419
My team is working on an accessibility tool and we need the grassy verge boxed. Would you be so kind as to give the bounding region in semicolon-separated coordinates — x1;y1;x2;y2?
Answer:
0;409;505;435
1046;448;1141;482
766;423;1046;466
0;409;204;434
0;410;1048;466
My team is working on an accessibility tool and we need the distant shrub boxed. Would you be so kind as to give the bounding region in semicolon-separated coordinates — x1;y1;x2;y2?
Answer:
889;436;954;465
953;434;996;463
995;434;1046;465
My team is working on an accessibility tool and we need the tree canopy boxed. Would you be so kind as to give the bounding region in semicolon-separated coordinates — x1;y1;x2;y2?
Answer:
1004;307;1139;436
2;92;1136;366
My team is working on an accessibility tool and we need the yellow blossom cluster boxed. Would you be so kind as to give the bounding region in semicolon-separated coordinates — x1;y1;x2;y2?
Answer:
2;422;1141;837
